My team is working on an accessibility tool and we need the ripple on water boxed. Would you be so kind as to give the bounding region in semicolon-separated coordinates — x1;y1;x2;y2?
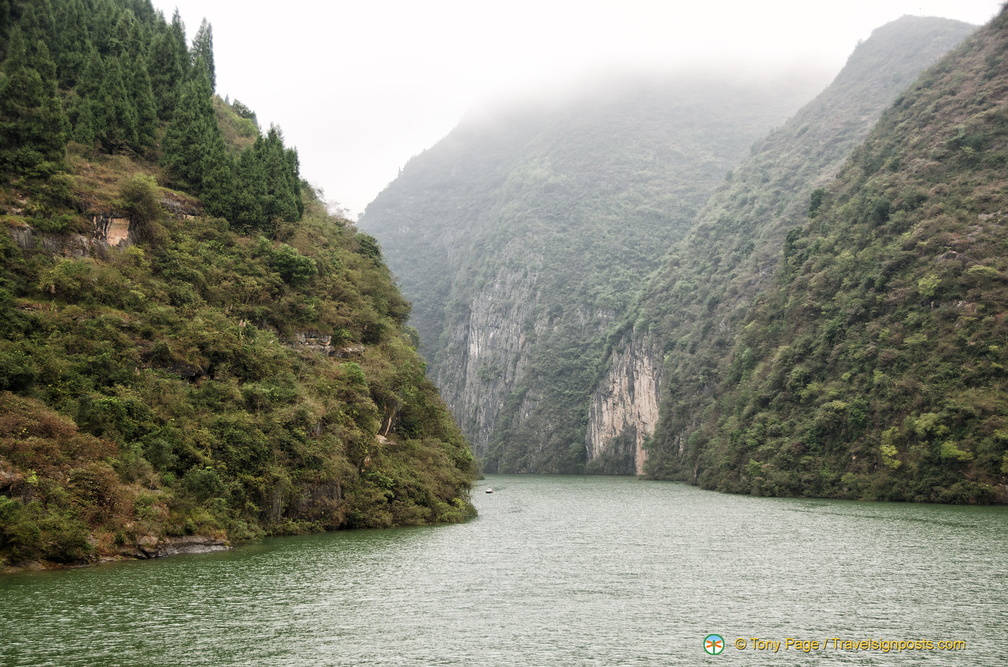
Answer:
1;475;1006;665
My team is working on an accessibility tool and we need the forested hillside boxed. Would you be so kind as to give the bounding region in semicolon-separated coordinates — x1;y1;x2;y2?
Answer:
674;8;1008;503
611;17;977;477
361;72;825;472
0;0;475;569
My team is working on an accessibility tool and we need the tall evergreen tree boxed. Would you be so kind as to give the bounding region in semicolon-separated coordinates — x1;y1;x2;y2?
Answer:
68;44;101;146
162;65;223;190
147;9;187;120
17;0;57;54
69;91;97;146
52;0;91;88
200;136;236;219
190;17;214;92
0;1;14;57
232;147;268;228
128;54;157;150
88;0;122;57
108;9;143;59
94;54;138;151
14;1;58;81
256;126;302;224
0;26;69;176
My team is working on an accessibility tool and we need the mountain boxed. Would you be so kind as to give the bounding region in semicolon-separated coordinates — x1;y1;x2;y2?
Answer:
673;8;1008;503
589;16;978;476
0;0;474;568
360;71;827;472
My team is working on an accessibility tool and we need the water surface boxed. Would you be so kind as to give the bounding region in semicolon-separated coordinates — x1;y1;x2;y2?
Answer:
2;475;1005;664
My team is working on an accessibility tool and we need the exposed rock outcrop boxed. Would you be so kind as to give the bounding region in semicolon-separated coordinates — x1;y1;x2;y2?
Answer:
136;535;231;559
91;213;132;246
586;329;663;474
7;214;134;257
436;266;540;456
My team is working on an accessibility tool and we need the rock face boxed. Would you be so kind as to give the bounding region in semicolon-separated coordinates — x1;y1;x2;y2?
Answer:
632;16;979;479
136;535;231;559
362;73;824;472
586;330;663;474
91;214;132;246
435;267;541;455
8;214;134;257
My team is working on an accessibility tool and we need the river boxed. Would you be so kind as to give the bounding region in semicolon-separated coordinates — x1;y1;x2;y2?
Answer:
1;475;1006;665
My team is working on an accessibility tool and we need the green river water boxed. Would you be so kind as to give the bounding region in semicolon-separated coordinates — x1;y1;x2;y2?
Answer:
1;475;1006;665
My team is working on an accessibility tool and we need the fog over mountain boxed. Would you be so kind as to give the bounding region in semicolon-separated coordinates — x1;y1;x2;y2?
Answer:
359;14;978;475
154;0;1002;217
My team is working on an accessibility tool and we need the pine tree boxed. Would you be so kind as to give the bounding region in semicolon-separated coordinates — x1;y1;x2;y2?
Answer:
162;66;224;191
232;146;268;229
94;54;138;152
68;45;102;147
0;26;69;177
52;0;91;88
257;126;302;223
284;142;304;219
108;9;144;60
88;0;122;57
69;93;97;147
191;18;214;92
0;1;13;57
128;55;157;150
17;0;57;55
201;137;236;220
147;9;188;121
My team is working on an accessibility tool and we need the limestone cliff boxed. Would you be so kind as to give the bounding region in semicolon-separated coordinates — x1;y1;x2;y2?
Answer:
585;329;663;474
435;266;541;455
362;73;823;472
637;16;978;479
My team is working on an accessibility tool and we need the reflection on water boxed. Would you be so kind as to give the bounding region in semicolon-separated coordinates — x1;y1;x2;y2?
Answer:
2;475;1006;665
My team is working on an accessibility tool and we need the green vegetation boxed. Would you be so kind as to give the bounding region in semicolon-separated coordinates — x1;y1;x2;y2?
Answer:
362;73;825;471
636;17;977;480
0;0;475;568
651;11;1008;503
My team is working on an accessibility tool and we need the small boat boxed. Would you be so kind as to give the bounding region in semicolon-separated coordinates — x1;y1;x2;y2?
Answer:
485;488;493;494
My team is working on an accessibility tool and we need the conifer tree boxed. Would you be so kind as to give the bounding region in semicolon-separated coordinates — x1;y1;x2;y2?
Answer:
232;146;268;229
128;55;157;150
0;26;69;177
169;9;189;73
147;9;188;120
162;65;224;191
257;126;302;224
191;18;214;92
94;54;138;151
108;11;140;57
52;0;91;88
88;0;122;57
17;0;57;55
284;142;305;219
0;1;13;55
201;137;236;220
68;45;101;147
70;93;97;147
75;45;103;100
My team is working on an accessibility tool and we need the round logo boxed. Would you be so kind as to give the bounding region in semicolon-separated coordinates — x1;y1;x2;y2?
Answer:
704;634;725;655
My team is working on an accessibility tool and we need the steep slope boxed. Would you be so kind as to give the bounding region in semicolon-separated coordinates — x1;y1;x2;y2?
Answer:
685;8;1008;502
361;73;824;471
0;0;475;569
585;16;976;475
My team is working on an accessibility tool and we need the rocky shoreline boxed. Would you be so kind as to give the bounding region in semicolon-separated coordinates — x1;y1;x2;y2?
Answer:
2;535;232;574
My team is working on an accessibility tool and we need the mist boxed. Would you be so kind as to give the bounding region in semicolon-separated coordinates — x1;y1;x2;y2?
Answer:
152;0;1003;217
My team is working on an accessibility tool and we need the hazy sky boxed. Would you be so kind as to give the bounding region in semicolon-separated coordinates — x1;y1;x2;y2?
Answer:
152;0;1003;217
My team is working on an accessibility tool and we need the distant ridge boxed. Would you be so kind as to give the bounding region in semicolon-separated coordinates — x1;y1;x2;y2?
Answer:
665;9;1008;502
362;70;823;471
